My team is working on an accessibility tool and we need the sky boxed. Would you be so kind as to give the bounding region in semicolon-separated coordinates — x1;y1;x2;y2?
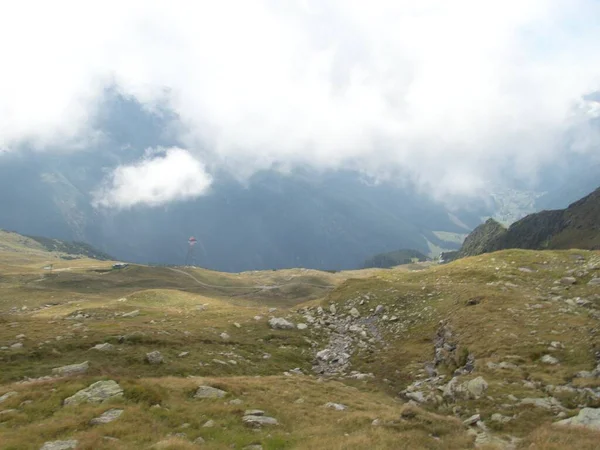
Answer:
1;0;600;208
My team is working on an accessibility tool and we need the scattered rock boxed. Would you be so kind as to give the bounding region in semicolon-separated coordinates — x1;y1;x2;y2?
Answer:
39;440;78;450
491;413;512;424
146;351;164;365
374;305;385;315
178;352;189;358
463;414;481;426
122;310;140;318
194;386;227;399
90;408;124;425
220;332;230;340
324;402;347;411
242;414;278;427
465;377;489;399
296;323;308;330
202;419;215;428
91;343;114;352
193;436;206;445
63;380;123;405
560;277;577;285
519;397;563;410
52;361;89;377
588;278;600;286
0;391;17;404
349;308;360;318
228;398;243;405
268;317;295;330
245;409;264;416
541;355;559;365
11;342;23;349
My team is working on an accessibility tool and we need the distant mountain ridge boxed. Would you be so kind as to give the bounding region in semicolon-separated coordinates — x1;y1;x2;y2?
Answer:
363;248;429;268
454;186;600;258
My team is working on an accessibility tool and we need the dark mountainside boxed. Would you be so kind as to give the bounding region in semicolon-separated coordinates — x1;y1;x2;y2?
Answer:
456;218;508;258
363;248;429;268
455;186;600;258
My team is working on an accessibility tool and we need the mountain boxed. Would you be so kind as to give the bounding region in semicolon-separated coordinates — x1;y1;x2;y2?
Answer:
456;218;507;258
454;186;600;257
0;96;492;272
363;248;429;268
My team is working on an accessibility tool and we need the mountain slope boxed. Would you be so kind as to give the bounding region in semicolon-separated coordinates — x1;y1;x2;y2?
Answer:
455;186;600;258
2;232;600;448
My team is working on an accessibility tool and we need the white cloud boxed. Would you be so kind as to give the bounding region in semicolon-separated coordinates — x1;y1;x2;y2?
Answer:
93;147;212;208
1;0;600;198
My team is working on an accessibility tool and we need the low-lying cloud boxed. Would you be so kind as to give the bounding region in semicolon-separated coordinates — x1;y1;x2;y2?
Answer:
1;0;600;205
92;148;212;208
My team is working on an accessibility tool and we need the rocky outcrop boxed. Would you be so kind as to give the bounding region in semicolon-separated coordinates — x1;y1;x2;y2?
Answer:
63;380;123;405
556;408;600;430
194;386;227;399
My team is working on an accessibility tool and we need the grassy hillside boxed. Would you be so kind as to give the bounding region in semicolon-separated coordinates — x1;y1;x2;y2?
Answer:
1;233;600;449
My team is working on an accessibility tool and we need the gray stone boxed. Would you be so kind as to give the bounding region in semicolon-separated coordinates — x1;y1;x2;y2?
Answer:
90;408;124;425
63;380;123;405
242;414;278;426
11;342;23;349
463;414;480;426
0;391;17;404
194;386;227;399
556;408;600;430
541;355;559;365
324;402;347;411
228;398;243;405
193;436;206;445
220;332;230;340
178;351;190;358
296;323;308;330
91;343;114;352
146;351;164;365
122;310;140;318
52;361;89;377
560;277;577;285
268;317;295;330
245;409;264;416
202;419;215;427
589;278;600;286
520;397;563;410
491;413;512;423
0;409;17;415
465;376;488;399
349;308;360;318
39;440;78;450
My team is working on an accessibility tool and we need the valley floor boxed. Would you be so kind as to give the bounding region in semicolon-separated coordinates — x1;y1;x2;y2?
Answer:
1;243;600;449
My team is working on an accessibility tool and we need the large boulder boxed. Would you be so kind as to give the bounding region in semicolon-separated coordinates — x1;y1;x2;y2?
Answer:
63;380;123;405
145;351;164;365
194;386;227;399
52;361;89;377
268;317;295;330
556;408;600;430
